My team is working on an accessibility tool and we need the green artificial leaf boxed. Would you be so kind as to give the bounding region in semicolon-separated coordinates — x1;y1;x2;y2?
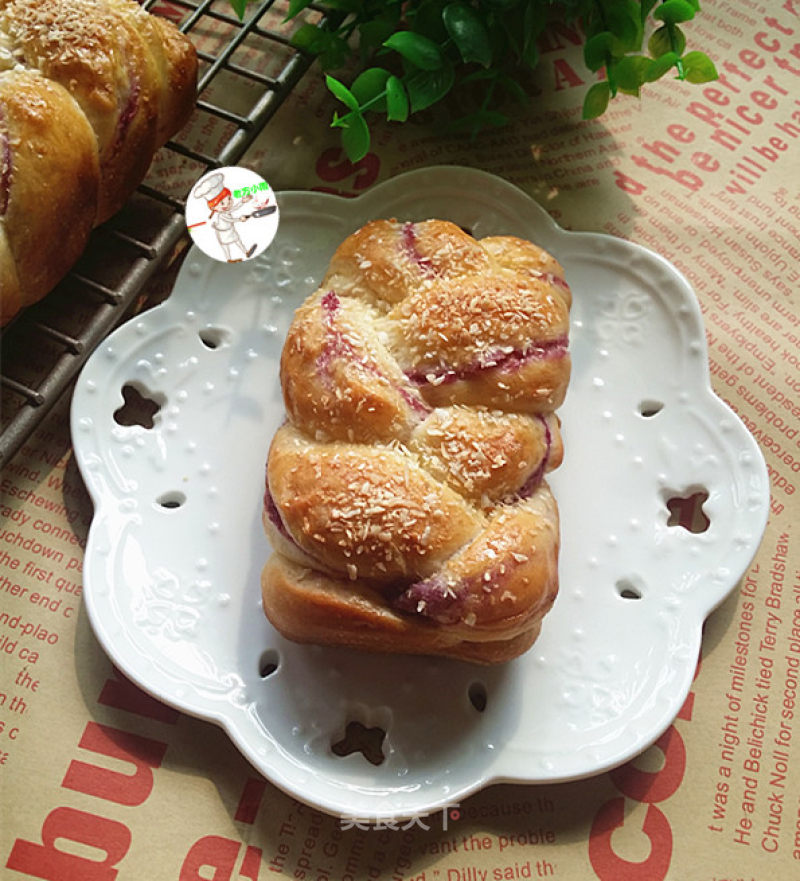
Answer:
267;0;714;146
386;75;409;121
460;68;496;83
407;0;450;44
293;26;350;70
358;18;399;53
582;81;611;119
640;0;659;21
522;40;539;68
682;50;718;83
383;31;445;70
319;35;350;71
644;50;679;80
521;1;546;67
290;23;327;53
496;72;528;103
461;68;527;102
322;0;364;9
230;0;249;19
648;24;685;56
284;0;313;21
405;63;456;112
604;1;642;51
325;74;359;110
490;16;518;67
584;31;616;70
443;3;493;67
614;54;652;94
340;112;371;162
449;108;510;135
351;67;391;107
647;25;670;57
654;0;697;24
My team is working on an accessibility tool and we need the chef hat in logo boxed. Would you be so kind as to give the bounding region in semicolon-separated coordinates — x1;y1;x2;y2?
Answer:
193;171;230;210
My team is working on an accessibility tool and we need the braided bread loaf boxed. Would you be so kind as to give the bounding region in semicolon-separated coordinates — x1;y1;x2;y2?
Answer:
0;0;196;324
262;219;572;663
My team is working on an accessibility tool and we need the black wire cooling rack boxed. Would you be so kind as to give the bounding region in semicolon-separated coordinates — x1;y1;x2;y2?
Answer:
0;0;333;465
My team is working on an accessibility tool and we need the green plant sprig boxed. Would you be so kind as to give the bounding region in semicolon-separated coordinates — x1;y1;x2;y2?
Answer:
233;0;717;161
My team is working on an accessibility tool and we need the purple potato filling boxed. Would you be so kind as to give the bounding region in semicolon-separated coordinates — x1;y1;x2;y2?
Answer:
317;290;430;416
406;336;568;387
0;113;11;217
516;415;552;499
394;550;529;623
321;289;340;314
397;386;432;418
264;483;295;544
530;270;570;294
111;74;141;158
393;573;465;624
401;222;436;275
315;290;344;386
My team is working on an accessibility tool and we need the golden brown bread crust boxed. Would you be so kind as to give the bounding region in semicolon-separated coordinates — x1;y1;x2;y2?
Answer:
263;220;572;664
322;218;491;307
0;70;99;321
0;0;197;325
261;557;545;664
409;407;563;506
280;290;423;444
267;423;486;583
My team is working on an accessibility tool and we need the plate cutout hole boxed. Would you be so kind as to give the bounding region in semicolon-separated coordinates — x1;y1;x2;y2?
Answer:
331;722;386;766
258;649;279;678
638;399;663;418
113;383;163;428
616;578;643;600
666;489;710;534
469;682;488;712
157;491;186;510
199;327;228;350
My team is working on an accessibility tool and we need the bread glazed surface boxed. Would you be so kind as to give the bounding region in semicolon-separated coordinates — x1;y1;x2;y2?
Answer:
0;0;196;324
263;219;572;663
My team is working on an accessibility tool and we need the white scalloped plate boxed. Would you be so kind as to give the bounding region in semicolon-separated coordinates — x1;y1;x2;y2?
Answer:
72;166;769;821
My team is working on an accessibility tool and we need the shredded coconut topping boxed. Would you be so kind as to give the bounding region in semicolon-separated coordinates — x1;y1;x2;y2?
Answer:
268;219;569;640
